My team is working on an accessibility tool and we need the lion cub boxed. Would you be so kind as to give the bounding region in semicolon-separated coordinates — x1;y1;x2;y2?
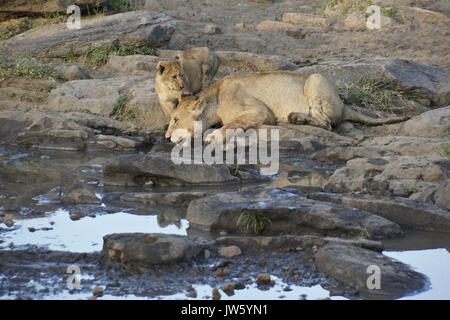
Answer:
155;47;219;121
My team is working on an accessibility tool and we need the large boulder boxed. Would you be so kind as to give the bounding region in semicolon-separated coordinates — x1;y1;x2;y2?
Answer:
0;109;148;150
325;156;449;210
102;233;208;269
311;135;450;162
309;193;450;233
296;58;450;106
103;153;240;186
401;106;450;137
0;11;176;59
186;188;403;240
105;54;163;77
0;0;108;21
46;77;165;130
315;243;428;299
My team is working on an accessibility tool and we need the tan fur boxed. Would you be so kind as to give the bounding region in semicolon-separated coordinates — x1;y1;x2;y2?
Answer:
175;47;220;94
165;71;408;144
155;61;185;119
155;47;219;121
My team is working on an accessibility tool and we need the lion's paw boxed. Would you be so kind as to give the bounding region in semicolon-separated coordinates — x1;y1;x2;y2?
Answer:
204;129;224;145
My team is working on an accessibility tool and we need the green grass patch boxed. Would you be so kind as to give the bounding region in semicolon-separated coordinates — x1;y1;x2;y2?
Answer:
319;0;402;20
359;224;371;239
0;19;33;41
352;122;367;130
108;0;138;12
441;144;450;157
116;43;157;56
319;0;373;15
340;77;405;114
0;61;62;80
404;185;420;195
85;46;116;67
444;125;450;134
319;0;338;13
111;94;142;122
84;44;156;67
382;7;399;19
237;210;272;234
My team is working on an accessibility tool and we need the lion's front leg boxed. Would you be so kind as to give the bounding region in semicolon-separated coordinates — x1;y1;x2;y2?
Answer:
204;127;226;145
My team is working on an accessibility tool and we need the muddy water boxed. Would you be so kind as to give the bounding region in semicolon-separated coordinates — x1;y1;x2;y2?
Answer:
0;145;449;300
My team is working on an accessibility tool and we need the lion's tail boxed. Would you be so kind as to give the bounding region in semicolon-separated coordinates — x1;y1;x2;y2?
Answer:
343;106;409;126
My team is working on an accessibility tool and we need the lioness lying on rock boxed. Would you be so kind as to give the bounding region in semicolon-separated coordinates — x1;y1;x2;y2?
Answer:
155;47;219;120
165;71;408;146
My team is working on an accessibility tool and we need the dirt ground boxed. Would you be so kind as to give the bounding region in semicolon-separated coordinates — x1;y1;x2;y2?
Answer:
143;0;450;70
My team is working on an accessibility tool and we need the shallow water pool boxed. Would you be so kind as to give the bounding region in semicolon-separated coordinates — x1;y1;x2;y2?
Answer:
1;209;188;253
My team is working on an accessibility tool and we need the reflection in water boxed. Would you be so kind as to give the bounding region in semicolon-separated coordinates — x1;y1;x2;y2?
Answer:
157;213;182;229
163;275;346;300
0;209;188;253
383;249;450;300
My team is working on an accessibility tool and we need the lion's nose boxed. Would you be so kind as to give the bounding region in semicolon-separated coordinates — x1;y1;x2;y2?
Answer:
165;132;171;139
180;84;184;89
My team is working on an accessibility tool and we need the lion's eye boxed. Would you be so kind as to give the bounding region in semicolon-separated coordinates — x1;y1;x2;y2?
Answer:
172;119;178;125
172;75;177;80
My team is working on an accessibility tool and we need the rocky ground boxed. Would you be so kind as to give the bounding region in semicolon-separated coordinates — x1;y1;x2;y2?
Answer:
0;0;449;300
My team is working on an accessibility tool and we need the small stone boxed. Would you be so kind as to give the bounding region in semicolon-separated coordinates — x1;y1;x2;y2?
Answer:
4;205;19;212
4;219;14;227
218;245;242;258
319;297;331;300
286;29;305;39
8;242;14;248
87;296;97;300
41;155;50;160
219;231;228;236
186;286;198;298
146;235;158;243
212;288;221;300
28;227;36;232
256;273;271;285
92;286;104;297
234;281;246;290
50;221;55;225
222;281;236;296
70;213;81;221
213;259;231;269
213;268;229;278
204;249;211;259
283;286;293;292
204;24;222;35
234;22;256;31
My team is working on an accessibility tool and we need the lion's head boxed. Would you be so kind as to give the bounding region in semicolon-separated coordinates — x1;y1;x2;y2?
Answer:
165;94;207;146
156;61;188;93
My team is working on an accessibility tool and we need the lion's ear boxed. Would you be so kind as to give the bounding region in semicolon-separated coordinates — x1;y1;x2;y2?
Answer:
189;97;204;116
157;61;169;74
